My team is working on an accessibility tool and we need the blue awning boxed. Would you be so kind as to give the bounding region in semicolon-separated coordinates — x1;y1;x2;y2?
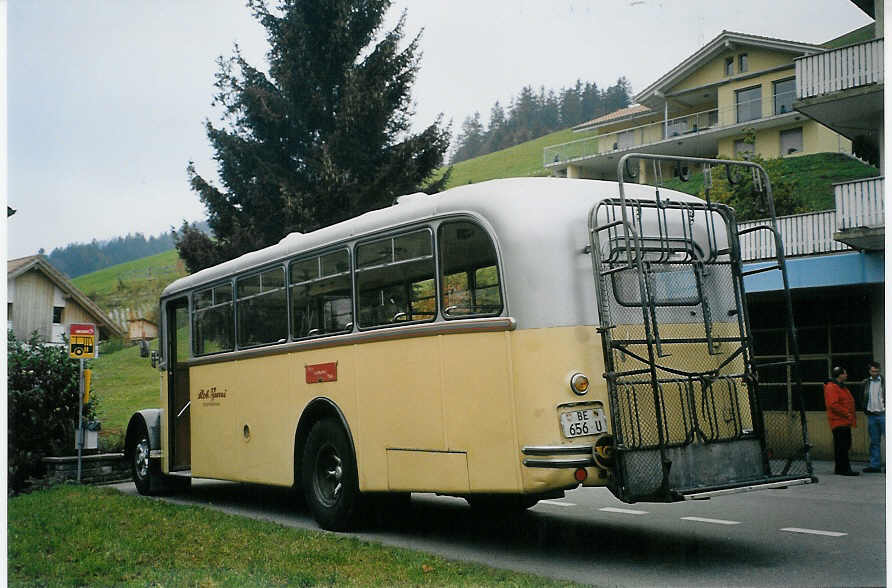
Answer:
743;251;884;293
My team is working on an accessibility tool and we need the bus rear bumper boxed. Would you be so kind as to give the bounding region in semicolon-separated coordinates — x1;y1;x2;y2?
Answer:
521;444;595;468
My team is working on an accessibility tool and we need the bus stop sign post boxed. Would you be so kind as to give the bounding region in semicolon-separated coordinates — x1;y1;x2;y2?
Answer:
69;323;97;483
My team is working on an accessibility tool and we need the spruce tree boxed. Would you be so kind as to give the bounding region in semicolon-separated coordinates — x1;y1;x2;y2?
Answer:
177;0;451;272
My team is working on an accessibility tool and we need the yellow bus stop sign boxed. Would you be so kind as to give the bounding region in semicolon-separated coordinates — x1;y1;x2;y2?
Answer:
69;323;97;359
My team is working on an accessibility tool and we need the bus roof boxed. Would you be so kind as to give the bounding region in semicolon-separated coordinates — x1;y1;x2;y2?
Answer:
162;177;707;324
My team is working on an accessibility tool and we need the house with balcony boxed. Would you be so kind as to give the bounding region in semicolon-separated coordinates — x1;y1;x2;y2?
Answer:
545;3;884;463
545;31;854;183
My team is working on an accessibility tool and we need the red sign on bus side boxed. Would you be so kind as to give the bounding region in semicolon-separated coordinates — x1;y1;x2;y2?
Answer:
306;362;338;384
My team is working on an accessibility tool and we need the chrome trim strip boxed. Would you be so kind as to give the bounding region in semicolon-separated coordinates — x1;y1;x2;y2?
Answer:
522;445;594;456
149;450;162;459
522;457;596;468
681;477;811;500
187;316;517;367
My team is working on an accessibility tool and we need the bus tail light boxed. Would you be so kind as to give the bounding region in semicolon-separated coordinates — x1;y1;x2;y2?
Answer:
574;468;588;482
570;373;589;395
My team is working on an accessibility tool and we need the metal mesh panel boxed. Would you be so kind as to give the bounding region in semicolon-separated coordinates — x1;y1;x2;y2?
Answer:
590;180;811;502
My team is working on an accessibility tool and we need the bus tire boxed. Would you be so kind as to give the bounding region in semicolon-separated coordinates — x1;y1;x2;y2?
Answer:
466;494;539;513
302;418;363;531
129;422;160;496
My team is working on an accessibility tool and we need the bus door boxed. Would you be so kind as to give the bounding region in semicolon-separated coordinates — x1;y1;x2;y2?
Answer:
166;296;191;471
589;153;813;503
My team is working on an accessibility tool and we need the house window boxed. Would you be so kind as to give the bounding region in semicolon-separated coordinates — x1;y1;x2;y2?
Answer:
736;85;762;123
617;129;635;149
780;127;803;155
774;78;796;115
738;53;748;73
725;57;734;76
53;306;64;324
734;138;755;157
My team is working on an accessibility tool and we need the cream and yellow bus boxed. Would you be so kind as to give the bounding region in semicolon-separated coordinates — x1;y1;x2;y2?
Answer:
126;154;814;530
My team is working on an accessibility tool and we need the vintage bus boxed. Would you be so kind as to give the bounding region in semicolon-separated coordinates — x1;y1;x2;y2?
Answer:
126;154;814;530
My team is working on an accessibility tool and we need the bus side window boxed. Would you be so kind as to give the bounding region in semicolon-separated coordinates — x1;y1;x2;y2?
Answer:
356;229;436;328
237;268;287;347
193;283;235;355
438;221;503;318
289;249;353;338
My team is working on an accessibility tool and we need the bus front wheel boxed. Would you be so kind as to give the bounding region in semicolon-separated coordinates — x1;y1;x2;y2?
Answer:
302;418;363;531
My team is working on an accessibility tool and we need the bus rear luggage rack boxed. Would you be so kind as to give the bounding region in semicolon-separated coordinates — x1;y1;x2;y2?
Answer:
589;153;813;505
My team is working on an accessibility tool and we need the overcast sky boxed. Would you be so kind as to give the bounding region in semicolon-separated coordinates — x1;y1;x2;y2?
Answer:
6;0;873;259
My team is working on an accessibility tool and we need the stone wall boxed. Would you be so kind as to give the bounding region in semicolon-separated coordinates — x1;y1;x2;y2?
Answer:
42;453;129;485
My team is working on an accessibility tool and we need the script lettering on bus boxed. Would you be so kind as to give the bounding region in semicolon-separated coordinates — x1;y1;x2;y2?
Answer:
197;386;227;405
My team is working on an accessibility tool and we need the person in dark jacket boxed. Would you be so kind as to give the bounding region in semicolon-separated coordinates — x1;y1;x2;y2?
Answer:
824;366;858;476
862;361;884;473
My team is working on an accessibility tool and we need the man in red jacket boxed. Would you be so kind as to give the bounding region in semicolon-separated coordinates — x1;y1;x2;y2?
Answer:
825;366;859;476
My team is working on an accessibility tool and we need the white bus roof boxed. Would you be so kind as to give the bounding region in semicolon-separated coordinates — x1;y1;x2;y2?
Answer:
162;177;708;328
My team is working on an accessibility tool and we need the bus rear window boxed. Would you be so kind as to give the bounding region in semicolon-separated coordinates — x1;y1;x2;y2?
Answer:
237;267;287;347
612;264;701;307
290;249;353;338
438;221;503;318
356;230;436;327
193;283;234;355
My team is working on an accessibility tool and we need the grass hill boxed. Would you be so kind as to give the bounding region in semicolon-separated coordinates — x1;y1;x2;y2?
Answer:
661;152;880;211
72;248;188;325
435;127;597;188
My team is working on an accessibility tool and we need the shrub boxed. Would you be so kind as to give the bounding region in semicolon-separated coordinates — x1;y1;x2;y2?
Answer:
8;331;96;493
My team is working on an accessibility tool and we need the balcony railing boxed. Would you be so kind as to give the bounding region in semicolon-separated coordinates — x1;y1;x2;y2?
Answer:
544;91;796;167
795;38;884;100
738;210;850;261
834;176;884;230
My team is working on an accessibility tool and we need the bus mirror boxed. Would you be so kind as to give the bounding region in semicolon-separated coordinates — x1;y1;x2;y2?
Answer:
150;351;160;369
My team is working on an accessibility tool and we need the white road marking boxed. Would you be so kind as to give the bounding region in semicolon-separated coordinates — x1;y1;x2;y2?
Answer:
539;500;576;507
599;507;649;515
780;527;848;537
681;516;741;525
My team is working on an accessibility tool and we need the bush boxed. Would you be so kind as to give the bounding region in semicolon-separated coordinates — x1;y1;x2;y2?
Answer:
100;336;126;355
8;331;96;493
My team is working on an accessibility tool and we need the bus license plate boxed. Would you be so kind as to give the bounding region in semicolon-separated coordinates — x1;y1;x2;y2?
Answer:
560;409;607;438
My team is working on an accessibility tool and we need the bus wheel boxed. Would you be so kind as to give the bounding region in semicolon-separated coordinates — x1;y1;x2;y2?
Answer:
302;418;362;531
129;424;159;496
466;494;539;513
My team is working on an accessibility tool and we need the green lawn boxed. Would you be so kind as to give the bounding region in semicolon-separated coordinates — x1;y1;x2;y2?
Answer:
9;485;577;587
91;342;160;436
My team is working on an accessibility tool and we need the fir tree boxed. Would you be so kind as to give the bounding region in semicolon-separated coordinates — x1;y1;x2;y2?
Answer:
177;0;451;272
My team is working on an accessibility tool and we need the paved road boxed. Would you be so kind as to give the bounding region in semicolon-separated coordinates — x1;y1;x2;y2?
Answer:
111;460;885;587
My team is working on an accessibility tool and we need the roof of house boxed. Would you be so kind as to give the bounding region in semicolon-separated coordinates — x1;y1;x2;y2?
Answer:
634;30;824;107
8;255;125;338
572;104;653;132
127;317;158;326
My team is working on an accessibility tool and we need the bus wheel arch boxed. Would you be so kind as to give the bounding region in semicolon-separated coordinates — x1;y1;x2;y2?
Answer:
125;410;162;495
293;398;357;492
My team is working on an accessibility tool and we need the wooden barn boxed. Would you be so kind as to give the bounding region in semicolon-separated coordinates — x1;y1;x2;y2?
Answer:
7;255;124;343
127;316;158;342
